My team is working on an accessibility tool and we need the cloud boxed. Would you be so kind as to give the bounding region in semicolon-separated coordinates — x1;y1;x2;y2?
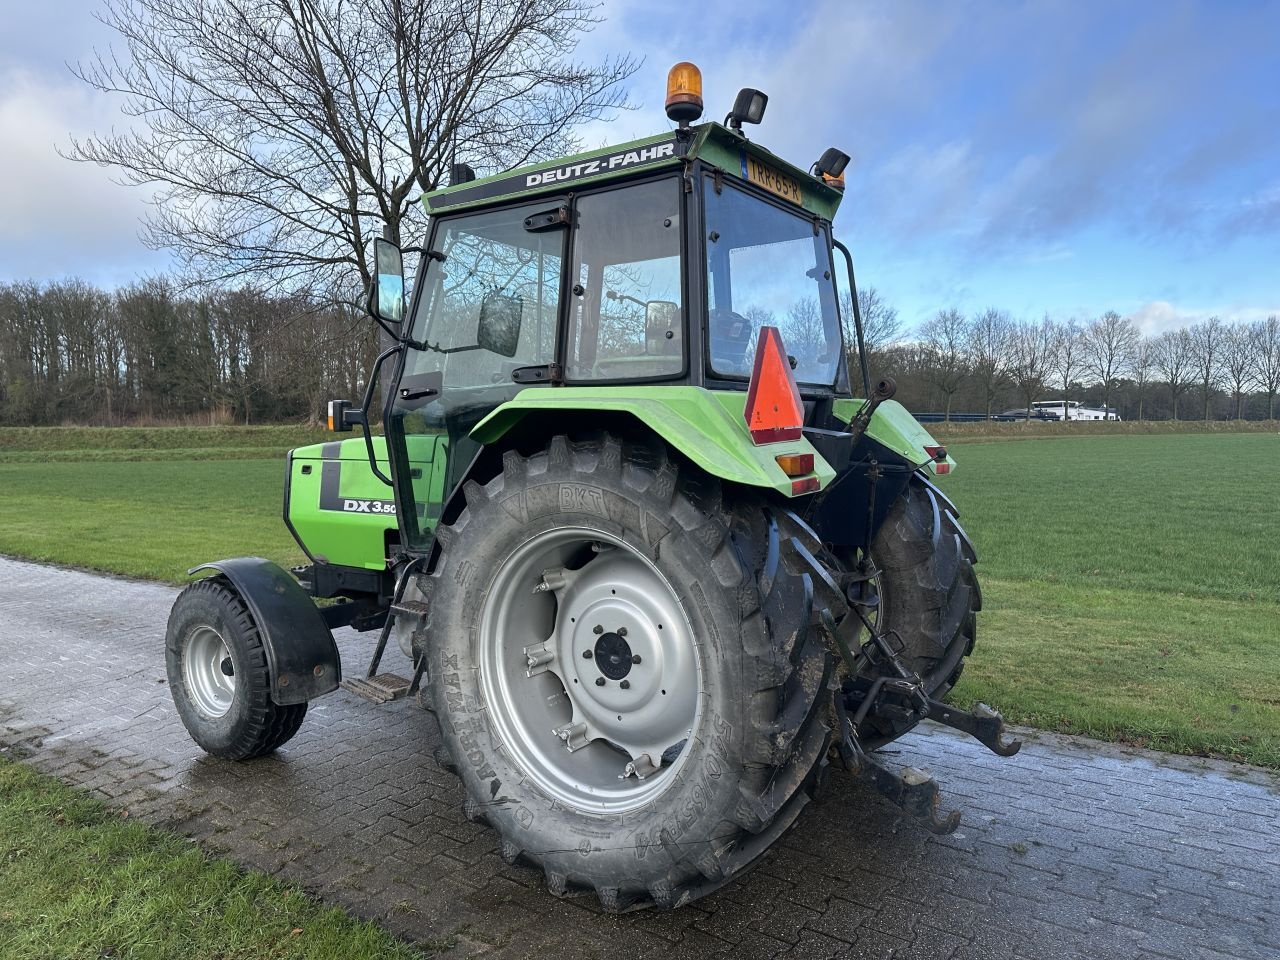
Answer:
1128;300;1276;336
0;68;166;284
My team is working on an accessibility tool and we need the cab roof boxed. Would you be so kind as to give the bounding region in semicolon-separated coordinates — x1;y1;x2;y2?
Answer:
422;122;844;221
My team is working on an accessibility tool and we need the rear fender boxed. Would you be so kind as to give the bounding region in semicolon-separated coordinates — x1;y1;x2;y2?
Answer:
469;386;835;496
189;557;341;705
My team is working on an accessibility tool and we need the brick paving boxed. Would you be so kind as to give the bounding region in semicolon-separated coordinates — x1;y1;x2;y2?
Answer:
1;555;1277;959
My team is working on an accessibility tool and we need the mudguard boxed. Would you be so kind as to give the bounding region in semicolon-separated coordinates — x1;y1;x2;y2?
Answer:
470;386;836;496
189;557;341;705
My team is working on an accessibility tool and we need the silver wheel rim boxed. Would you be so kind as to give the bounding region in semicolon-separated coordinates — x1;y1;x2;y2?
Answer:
479;527;701;814
184;625;236;718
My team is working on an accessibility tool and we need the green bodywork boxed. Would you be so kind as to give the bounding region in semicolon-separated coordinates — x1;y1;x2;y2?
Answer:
473;387;835;495
284;390;952;571
287;435;442;571
831;399;956;476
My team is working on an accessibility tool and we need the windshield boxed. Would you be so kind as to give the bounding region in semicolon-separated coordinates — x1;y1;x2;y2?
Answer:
705;178;842;385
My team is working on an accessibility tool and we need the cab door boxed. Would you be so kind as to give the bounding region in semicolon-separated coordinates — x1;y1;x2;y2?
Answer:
384;199;568;551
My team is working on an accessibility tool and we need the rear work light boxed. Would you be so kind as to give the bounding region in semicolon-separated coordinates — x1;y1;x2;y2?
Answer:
744;326;804;444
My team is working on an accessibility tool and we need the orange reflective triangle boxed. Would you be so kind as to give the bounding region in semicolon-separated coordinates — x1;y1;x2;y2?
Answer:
744;326;804;444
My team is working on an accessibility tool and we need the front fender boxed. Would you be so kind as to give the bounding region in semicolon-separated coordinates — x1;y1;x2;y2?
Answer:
470;386;836;496
189;557;341;705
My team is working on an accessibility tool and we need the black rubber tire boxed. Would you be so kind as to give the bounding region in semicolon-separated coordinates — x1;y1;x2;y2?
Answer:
856;476;980;747
165;578;307;760
422;434;835;911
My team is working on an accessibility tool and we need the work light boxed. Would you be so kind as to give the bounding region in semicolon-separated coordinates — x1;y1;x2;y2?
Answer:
727;88;768;131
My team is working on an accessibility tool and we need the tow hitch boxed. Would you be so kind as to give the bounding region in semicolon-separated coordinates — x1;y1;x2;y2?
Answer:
824;609;1021;834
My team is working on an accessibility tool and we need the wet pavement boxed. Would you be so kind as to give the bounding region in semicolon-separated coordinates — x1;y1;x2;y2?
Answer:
1;555;1277;959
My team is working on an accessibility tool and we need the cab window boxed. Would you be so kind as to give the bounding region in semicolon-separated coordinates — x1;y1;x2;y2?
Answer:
565;179;683;381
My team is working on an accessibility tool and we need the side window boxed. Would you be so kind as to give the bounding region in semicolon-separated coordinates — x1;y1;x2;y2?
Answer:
406;202;562;384
566;179;683;380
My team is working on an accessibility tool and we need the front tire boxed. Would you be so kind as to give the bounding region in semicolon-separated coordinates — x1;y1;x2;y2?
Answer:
423;435;835;910
165;578;307;759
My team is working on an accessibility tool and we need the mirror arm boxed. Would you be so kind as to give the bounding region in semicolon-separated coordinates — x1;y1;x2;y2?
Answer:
833;239;872;398
358;344;401;487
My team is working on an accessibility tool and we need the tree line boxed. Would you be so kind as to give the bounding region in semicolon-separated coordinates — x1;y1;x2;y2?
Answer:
3;276;1277;426
0;279;378;426
879;309;1280;422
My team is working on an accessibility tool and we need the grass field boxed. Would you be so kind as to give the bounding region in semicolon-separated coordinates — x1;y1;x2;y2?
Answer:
943;432;1280;768
0;757;431;959
0;426;1276;768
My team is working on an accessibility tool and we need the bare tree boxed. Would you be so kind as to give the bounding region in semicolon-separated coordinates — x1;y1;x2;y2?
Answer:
1152;328;1194;420
1131;336;1153;421
70;0;636;297
1252;316;1280;420
1050;320;1086;420
1219;323;1257;420
919;307;968;421
1008;316;1056;416
1189;316;1224;421
839;287;902;354
966;308;1012;419
1083;310;1138;419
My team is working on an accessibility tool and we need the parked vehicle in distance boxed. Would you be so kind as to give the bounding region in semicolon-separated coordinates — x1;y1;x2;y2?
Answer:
992;408;1060;422
1029;401;1119;421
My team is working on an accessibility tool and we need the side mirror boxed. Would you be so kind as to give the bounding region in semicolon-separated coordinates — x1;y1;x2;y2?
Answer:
369;237;405;325
477;293;523;358
645;300;680;355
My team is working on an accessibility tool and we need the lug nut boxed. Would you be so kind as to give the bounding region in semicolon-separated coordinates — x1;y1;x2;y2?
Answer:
595;677;606;686
631;654;642;664
593;624;604;634
617;627;628;637
582;649;593;659
620;679;631;689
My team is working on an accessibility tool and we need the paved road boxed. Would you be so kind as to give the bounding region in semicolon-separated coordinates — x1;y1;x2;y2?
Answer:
1;556;1277;959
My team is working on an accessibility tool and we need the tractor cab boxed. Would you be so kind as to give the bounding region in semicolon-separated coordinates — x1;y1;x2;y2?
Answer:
355;70;859;557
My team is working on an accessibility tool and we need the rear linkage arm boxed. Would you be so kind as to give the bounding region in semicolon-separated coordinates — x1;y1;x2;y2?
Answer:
820;606;1021;835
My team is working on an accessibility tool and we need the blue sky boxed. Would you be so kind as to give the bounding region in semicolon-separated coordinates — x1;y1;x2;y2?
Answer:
2;0;1277;334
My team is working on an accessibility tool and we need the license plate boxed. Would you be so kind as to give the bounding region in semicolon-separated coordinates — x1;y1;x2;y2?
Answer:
744;154;804;205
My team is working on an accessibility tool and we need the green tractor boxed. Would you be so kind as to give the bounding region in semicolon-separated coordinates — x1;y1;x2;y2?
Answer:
165;64;1018;911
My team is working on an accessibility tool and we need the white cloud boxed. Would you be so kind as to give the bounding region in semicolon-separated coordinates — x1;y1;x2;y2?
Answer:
0;68;166;283
1128;300;1276;336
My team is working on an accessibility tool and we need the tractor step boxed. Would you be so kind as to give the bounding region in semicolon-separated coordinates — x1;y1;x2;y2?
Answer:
341;672;412;704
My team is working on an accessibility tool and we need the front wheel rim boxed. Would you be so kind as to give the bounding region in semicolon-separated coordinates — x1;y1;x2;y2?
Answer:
183;625;236;718
478;527;701;815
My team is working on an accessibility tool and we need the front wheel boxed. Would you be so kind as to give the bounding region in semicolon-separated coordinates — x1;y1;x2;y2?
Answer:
423;435;835;910
165;578;307;759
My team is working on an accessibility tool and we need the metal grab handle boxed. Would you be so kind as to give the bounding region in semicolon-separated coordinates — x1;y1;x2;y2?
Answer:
359;344;401;487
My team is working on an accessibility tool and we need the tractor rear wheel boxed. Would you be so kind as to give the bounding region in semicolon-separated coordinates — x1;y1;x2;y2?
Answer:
847;477;980;748
422;435;835;910
165;578;307;759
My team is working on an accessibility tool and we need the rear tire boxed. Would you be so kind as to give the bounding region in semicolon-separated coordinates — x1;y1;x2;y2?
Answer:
165;578;307;759
423;434;835;910
851;477;980;748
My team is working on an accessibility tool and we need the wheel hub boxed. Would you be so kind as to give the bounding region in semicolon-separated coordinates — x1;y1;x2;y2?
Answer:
183;625;236;718
592;631;633;679
479;528;701;813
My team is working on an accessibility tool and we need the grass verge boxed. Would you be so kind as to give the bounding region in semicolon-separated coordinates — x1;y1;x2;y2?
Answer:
0;757;429;960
